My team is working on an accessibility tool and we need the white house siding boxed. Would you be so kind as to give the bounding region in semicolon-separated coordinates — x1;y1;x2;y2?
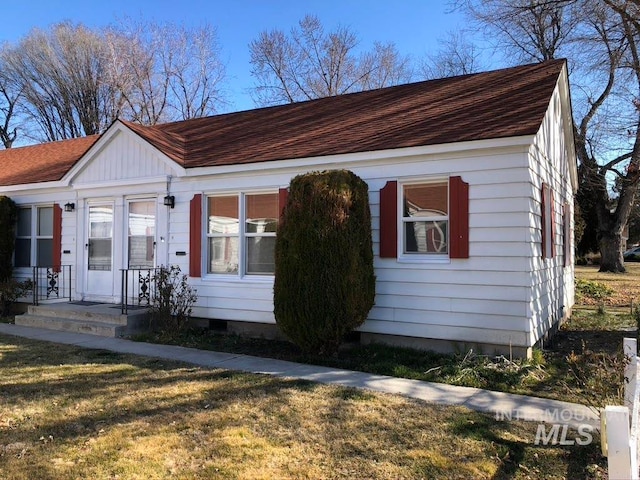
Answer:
161;141;538;351
527;81;576;346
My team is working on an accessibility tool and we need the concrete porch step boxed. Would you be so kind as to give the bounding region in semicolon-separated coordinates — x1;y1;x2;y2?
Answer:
26;303;146;326
15;302;150;338
16;314;129;337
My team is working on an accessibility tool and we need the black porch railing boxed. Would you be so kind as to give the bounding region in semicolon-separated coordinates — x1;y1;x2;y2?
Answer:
32;265;72;305
120;267;161;314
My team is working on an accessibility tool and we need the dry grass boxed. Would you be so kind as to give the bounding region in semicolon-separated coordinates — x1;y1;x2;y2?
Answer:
575;263;640;307
0;335;603;479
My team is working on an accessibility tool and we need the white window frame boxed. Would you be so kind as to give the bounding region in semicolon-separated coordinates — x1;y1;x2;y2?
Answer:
398;178;450;263
15;205;54;268
244;192;278;276
205;190;278;279
206;193;240;276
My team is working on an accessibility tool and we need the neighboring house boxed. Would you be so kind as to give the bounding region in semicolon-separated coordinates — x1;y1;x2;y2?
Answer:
0;59;577;358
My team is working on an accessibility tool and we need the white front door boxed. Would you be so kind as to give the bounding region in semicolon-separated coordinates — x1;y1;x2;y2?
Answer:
85;203;114;298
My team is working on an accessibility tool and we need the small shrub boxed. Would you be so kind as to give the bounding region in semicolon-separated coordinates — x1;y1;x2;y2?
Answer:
0;196;18;283
149;265;198;337
0;279;33;317
575;278;613;305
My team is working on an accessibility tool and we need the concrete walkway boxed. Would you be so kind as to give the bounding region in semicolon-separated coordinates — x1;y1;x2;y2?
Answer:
0;323;599;430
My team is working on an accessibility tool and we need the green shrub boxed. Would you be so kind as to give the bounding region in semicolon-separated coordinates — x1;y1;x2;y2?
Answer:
149;265;198;337
0;196;18;282
0;279;33;317
274;170;375;355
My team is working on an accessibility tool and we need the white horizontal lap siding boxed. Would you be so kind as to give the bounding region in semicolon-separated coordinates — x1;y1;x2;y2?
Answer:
370;156;533;346
360;319;529;346
192;281;275;322
165;146;536;346
527;84;575;345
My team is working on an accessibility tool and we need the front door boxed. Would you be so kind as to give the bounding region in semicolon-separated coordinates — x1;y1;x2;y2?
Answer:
86;203;114;297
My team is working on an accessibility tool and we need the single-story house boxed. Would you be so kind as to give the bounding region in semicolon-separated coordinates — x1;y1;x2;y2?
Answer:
0;59;577;357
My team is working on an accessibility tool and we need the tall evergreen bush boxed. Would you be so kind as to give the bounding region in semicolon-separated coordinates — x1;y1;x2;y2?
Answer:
0;196;18;282
274;170;375;355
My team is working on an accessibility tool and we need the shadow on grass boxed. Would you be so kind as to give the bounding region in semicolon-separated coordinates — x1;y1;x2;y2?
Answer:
448;412;604;480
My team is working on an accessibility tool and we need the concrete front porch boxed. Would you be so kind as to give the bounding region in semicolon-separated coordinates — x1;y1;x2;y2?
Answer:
15;302;149;338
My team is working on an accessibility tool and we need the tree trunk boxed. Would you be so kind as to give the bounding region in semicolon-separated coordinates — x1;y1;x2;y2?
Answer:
599;230;625;272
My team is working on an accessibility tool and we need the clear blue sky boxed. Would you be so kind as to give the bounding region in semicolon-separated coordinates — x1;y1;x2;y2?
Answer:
1;0;475;112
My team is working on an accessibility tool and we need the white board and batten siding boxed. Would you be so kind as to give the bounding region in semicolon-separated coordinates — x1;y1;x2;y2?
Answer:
166;140;542;350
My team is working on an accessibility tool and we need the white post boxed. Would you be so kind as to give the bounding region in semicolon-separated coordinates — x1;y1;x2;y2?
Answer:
625;338;638;412
606;406;633;480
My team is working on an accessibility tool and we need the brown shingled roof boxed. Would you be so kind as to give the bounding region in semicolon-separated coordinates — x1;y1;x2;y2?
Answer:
0;135;99;187
123;59;566;168
0;60;565;187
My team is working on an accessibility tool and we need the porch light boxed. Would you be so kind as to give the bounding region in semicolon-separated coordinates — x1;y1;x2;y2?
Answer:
64;202;75;212
163;195;175;208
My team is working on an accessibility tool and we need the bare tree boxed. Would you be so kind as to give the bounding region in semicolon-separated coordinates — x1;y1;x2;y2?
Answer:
456;0;640;272
1;20;227;143
455;0;581;61
249;14;412;106
420;31;485;79
106;19;227;124
2;23;114;141
0;49;22;148
162;24;227;119
103;21;169;126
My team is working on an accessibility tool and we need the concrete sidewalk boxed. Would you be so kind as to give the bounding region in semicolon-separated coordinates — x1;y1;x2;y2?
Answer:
0;322;599;430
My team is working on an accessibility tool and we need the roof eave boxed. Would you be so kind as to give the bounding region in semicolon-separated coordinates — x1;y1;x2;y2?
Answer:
182;135;537;178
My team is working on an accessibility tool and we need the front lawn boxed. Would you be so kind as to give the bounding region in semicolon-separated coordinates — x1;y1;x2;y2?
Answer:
0;334;604;479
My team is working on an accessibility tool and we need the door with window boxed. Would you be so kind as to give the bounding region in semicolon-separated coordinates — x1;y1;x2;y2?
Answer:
85;204;114;297
127;200;156;269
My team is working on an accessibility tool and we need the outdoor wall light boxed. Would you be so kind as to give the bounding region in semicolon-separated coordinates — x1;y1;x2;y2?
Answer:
64;202;75;212
163;195;175;208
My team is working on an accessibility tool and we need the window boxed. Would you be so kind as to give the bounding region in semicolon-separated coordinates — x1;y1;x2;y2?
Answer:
206;192;279;275
207;195;239;274
402;181;449;254
128;201;155;268
245;193;278;274
15;206;54;267
379;177;468;259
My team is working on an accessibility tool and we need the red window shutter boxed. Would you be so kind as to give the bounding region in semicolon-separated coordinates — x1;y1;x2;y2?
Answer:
53;204;62;271
449;176;469;259
278;187;288;222
189;194;202;278
379;181;398;258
